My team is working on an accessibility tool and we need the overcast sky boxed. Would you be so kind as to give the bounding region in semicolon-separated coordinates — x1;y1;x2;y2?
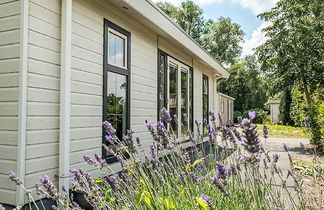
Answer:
152;0;279;57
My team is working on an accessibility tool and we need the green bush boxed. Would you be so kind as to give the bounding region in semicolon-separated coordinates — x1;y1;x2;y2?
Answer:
263;115;270;124
233;111;242;123
245;108;267;124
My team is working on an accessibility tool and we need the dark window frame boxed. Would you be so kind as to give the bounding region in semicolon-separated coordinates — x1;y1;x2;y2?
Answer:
202;74;209;136
103;19;131;163
157;49;194;132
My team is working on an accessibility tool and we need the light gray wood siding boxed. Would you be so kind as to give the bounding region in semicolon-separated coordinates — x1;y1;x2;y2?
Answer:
0;0;222;205
25;0;61;193
0;0;20;205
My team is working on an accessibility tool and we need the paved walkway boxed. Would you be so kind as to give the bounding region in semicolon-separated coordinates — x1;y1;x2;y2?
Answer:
261;137;309;208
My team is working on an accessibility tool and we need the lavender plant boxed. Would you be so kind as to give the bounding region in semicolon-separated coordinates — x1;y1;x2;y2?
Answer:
8;109;306;209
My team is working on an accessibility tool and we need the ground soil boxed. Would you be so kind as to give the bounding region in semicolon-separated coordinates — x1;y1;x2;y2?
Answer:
292;148;324;210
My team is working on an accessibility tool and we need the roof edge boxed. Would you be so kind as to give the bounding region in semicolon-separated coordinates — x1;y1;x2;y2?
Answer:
123;0;230;78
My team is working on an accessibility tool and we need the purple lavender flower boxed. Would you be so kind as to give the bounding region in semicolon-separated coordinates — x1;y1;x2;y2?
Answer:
136;135;141;146
150;143;159;162
240;118;261;163
248;111;256;120
38;175;60;200
200;195;214;209
161;107;171;123
107;175;119;191
209;111;217;122
83;154;96;165
173;114;178;124
300;142;306;151
8;171;22;185
272;153;280;163
216;163;227;179
262;125;268;139
287;170;293;179
203;118;208;126
283;143;288;152
210;176;229;196
104;135;113;144
102;121;116;135
52;205;59;210
94;154;106;164
304;118;310;130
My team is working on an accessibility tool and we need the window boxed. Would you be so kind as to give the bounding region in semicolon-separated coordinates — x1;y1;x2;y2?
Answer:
108;28;127;68
221;99;224;113
103;19;131;162
202;74;209;135
158;50;193;138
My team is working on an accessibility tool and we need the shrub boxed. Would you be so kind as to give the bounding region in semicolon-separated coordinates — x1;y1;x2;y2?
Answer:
233;111;242;123
8;109;305;209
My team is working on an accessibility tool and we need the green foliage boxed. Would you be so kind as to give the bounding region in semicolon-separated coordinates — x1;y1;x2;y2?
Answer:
233;111;242;123
279;88;293;125
256;0;324;94
218;56;268;113
156;1;244;65
290;87;308;127
263;115;271;125
202;17;244;65
256;0;324;146
307;104;324;148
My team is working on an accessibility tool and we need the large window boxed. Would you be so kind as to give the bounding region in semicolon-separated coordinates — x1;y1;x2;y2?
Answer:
203;74;209;135
103;19;131;162
158;50;193;139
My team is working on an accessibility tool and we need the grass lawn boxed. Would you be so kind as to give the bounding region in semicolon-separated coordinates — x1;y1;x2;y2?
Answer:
257;124;310;139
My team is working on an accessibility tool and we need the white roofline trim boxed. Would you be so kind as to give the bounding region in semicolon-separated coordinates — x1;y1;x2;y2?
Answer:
123;0;230;78
218;92;235;100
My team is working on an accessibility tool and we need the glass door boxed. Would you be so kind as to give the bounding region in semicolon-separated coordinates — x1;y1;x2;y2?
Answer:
167;57;190;140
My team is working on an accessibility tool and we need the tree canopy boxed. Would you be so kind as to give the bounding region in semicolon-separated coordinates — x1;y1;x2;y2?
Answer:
156;0;244;65
256;0;324;103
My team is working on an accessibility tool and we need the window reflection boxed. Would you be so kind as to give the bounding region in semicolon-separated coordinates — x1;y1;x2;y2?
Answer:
169;63;178;137
181;68;188;136
203;75;209;136
107;72;127;140
108;30;126;68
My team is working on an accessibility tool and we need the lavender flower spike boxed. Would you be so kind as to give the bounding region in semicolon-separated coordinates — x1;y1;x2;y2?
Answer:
8;171;23;185
241;118;261;163
283;143;288;152
83;154;96;165
248;111;256;120
160;107;171;123
263;125;268;139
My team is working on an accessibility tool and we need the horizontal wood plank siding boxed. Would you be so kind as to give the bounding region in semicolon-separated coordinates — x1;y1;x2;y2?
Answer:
0;0;20;204
24;0;61;192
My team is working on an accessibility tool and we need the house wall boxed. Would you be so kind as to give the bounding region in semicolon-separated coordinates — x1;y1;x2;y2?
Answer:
219;95;234;124
0;0;21;205
0;0;220;205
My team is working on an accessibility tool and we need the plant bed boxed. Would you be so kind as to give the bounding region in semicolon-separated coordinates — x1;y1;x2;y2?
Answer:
6;110;308;209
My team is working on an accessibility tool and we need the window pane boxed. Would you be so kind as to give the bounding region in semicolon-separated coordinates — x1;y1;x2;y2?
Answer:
189;69;193;131
108;30;126;67
159;54;165;115
181;68;188;136
107;72;127;140
203;75;208;135
169;63;178;137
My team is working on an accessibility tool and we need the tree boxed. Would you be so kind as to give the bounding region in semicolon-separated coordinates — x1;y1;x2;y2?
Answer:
156;1;244;64
157;1;205;44
217;56;268;113
256;0;324;147
203;17;244;65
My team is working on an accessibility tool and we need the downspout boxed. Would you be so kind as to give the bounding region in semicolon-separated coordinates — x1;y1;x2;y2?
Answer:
213;74;221;126
16;0;29;205
59;0;72;194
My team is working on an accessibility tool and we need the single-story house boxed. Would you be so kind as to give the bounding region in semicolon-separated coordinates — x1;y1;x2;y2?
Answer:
217;93;235;124
0;0;231;206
